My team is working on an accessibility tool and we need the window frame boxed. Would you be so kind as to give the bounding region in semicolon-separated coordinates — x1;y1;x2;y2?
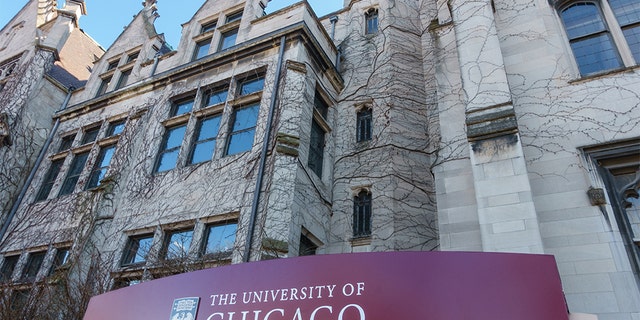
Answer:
218;28;239;52
96;75;112;97
200;220;238;259
225;103;260;156
115;68;132;90
20;251;46;282
0;255;19;282
193;38;213;61
356;107;373;142
86;144;117;189
121;234;154;266
154;124;187;173
188;114;222;165
58;151;90;196
35;158;64;202
353;190;373;238
557;0;639;76
161;228;194;260
365;8;379;35
48;247;70;275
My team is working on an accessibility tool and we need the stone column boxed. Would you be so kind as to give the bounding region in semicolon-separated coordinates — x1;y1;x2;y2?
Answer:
450;0;543;253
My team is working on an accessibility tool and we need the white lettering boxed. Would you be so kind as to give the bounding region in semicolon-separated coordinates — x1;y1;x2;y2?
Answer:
338;304;366;320
342;283;355;297
207;313;224;320
356;282;365;296
310;306;332;320
264;309;284;320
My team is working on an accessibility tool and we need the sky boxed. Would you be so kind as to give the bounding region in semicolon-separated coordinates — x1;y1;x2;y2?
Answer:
0;0;343;49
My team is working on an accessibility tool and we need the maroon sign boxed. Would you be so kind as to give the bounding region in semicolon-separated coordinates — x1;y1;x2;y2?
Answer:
84;252;569;320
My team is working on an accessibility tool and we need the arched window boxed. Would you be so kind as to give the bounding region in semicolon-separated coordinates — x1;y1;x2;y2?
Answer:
558;0;639;76
365;8;378;35
353;190;372;238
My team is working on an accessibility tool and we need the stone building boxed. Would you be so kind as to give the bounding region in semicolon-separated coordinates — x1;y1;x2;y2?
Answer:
0;0;638;319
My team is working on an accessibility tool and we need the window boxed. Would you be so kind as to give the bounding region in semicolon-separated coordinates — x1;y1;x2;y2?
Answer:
58;134;75;152
172;99;194;117
201;221;237;258
559;0;639;76
115;69;131;90
58;151;89;196
0;255;19;282
113;277;141;289
81;126;100;145
162;229;194;260
226;11;243;23
189;115;221;164
96;75;112;96
204;87;228;106
299;233;318;256
35;159;64;201
314;91;329;119
21;251;46;281
353;190;372;238
48;248;70;275
357;108;372;142
365;8;379;34
225;104;259;155
121;234;154;266
238;77;264;96
86;145;116;189
155;125;187;172
193;39;212;60
126;51;139;63
308;119;325;177
107;60;119;71
218;28;238;51
201;21;217;33
107;120;125;136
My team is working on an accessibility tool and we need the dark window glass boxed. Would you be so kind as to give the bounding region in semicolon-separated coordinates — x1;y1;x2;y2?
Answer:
172;99;194;117
126;51;139;63
357;108;372;142
48;248;70;275
194;39;212;60
96;76;112;96
155;125;186;172
113;277;141;289
81;127;100;145
86;145;116;189
189;115;221;164
353;191;372;238
365;9;378;34
561;3;623;75
314;92;329;119
201;21;217;33
308;119;325;177
225;104;259;155
202;222;237;257
0;255;19;282
21;252;46;281
226;11;243;23
610;0;640;61
58;152;89;196
163;229;194;260
238;77;264;96
219;28;238;51
205;88;228;106
107;60;119;70
115;69;131;90
299;234;317;256
35;159;64;201
121;234;154;266
107;121;125;136
58;134;75;152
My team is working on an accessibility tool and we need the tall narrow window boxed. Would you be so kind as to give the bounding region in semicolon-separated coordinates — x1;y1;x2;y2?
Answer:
189;115;221;164
609;0;640;61
201;221;237;258
0;255;19;282
86;145;116;189
58;152;89;196
121;234;154;266
365;8;379;34
314;92;329;119
357;108;372;142
353;190;372;238
96;75;112;96
21;252;46;281
48;248;70;275
35;159;64;201
155;125;187;172
115;69;131;90
219;28;238;51
561;2;622;75
308;119;325;177
162;229;194;260
225;104;259;156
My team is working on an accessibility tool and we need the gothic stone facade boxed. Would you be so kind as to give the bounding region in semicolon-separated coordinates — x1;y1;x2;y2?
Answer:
0;0;638;319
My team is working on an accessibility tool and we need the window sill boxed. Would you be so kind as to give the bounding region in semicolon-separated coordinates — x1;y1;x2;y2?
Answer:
569;64;640;84
351;236;372;247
